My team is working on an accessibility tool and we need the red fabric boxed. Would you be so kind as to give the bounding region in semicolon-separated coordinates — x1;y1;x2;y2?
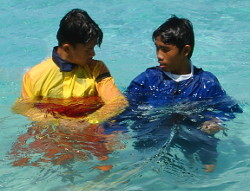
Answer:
35;96;103;118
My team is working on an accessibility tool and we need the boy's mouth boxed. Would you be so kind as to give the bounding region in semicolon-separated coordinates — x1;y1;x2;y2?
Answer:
159;64;167;68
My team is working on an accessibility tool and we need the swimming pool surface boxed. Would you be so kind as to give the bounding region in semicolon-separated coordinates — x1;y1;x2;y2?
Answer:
1;0;250;190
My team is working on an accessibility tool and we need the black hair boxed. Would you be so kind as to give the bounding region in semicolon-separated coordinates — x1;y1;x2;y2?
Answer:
57;9;103;47
152;15;195;59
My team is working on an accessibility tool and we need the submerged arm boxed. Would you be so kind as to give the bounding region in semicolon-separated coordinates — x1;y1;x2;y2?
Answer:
12;73;57;123
84;77;128;124
12;98;57;123
200;96;242;135
58;77;128;134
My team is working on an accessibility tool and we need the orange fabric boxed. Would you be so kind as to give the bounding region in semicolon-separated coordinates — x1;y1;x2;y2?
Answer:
96;77;125;104
94;165;113;171
10;124;121;166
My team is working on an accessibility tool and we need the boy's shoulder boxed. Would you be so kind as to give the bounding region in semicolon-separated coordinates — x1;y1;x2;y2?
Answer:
143;66;166;78
30;57;54;68
88;59;107;70
26;57;58;77
194;67;220;83
145;66;162;73
133;66;163;81
87;59;110;80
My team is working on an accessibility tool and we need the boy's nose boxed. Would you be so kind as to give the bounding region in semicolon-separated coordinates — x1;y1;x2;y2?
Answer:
156;50;164;60
89;49;95;57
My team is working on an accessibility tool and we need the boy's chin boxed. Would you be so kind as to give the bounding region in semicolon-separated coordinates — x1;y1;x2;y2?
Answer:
159;65;169;72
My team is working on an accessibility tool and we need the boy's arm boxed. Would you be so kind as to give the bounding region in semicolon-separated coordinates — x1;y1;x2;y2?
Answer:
12;98;56;123
83;61;128;123
200;100;242;135
12;73;56;123
126;72;147;106
199;76;242;135
84;77;128;124
59;76;128;134
200;117;224;135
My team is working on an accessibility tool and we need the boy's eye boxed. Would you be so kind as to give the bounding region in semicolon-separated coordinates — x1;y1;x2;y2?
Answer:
156;45;170;53
161;47;169;53
84;47;94;51
158;46;170;53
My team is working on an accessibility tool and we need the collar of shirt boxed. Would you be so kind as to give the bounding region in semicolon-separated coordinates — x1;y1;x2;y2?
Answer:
164;62;194;82
52;46;76;72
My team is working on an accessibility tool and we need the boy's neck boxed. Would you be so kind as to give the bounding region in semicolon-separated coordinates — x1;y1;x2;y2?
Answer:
172;60;191;75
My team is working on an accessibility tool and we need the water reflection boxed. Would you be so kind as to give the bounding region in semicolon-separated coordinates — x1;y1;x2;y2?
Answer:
121;96;242;173
9;97;126;170
10;123;125;168
7;95;244;190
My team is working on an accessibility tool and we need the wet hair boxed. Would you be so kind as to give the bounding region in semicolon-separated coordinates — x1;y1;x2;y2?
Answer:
57;9;103;47
152;15;195;59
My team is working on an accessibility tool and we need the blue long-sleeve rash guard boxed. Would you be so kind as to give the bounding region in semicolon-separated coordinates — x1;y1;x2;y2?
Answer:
124;65;242;165
127;66;242;122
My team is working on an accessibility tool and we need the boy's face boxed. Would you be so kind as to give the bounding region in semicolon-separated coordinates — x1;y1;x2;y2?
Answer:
154;36;190;75
67;40;96;67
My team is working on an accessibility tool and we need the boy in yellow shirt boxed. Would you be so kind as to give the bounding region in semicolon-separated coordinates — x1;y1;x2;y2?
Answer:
13;9;128;131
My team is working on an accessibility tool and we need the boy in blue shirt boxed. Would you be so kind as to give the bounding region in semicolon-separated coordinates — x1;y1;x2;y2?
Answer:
127;15;241;172
128;15;224;111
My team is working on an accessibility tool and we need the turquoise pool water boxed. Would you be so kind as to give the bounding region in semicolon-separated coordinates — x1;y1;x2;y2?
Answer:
1;0;250;190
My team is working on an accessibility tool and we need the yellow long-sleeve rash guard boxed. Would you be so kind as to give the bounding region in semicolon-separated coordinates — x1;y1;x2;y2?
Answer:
17;53;128;124
22;58;112;99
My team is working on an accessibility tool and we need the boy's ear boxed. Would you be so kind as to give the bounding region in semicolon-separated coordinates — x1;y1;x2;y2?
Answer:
183;45;191;57
61;43;71;53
